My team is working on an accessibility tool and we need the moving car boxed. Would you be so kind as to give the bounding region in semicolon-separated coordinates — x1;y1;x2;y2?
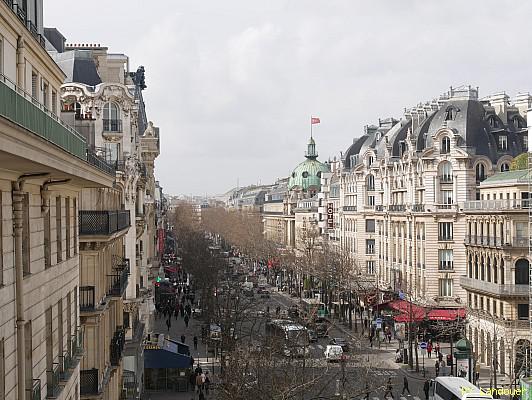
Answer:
329;337;349;352
257;289;270;298
324;345;343;362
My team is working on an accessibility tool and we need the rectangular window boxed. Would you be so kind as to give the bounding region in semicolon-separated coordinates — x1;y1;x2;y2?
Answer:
31;72;38;100
51;90;57;115
44;203;51;268
42;79;49;109
56;197;62;263
22;193;30;275
366;219;375;233
66;292;72;355
515;222;528;239
57;299;63;361
438;249;453;270
438;222;453;241
366;239;375;255
45;307;53;374
498;135;508;151
517;304;529;320
500;302;504;317
366;261;375;275
0;37;3;75
367;195;375;206
24;321;32;390
441;190;453;205
438;278;453;297
73;198;78;255
65;198;71;259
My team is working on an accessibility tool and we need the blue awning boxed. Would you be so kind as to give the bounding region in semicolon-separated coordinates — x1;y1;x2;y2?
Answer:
144;349;192;369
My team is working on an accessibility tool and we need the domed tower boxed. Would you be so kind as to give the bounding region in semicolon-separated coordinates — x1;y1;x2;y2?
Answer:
288;136;330;197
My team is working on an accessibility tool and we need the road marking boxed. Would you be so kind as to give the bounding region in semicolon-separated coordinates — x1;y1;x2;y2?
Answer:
317;344;323;350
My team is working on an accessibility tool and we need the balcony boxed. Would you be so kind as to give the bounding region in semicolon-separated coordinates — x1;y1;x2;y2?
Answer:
375;205;384;212
460;276;530;297
80;369;99;396
110;328;126;366
463;198;530;212
79;210;131;236
2;1;45;48
439;175;453;183
412;204;425;212
0;73;86;158
107;265;129;297
87;148;115;175
438;262;454;271
464;236;527;248
59;352;73;381
103;119;123;133
46;363;60;398
27;379;40;400
389;204;406;212
343;205;357;212
80;286;95;311
438;236;453;242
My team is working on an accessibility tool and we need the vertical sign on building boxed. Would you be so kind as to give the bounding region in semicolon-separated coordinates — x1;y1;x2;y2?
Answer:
327;203;334;229
158;228;165;254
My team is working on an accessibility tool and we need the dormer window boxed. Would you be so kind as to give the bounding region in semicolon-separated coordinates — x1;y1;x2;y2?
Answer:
441;136;451;154
523;135;528;151
498;135;508;151
368;155;374;166
444;106;458;121
500;162;510;172
513;116;522;129
475;163;486;182
488;115;498;128
399;141;406;156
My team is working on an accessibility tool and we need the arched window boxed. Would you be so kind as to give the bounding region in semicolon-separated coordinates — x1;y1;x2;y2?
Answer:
440;161;453;182
444;106;458;121
515;259;530;284
500;163;510;172
366;174;375;191
368;155;374;166
103;102;121;132
475;163;486;182
441;136;451;154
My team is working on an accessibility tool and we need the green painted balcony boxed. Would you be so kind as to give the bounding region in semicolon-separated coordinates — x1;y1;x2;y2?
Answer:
0;73;87;158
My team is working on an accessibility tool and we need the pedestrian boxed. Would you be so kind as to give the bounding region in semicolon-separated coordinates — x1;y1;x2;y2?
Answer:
180;304;185;318
387;331;392;344
423;380;430;400
174;308;179;320
267;306;270;314
181;334;186;343
435;342;440;357
427;342;433;358
184;314;190;328
364;382;370;400
196;372;203;394
401;376;411;395
166;318;171;332
204;371;210;395
194;336;198;350
198;392;205;400
435;359;440;377
383;377;395;400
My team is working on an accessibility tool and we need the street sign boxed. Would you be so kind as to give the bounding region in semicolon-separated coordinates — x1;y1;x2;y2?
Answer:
420;342;427;350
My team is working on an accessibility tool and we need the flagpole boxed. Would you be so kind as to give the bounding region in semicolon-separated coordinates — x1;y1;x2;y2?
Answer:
310;115;313;139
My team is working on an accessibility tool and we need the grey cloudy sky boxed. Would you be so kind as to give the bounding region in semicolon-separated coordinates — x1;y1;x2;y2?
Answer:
45;0;532;196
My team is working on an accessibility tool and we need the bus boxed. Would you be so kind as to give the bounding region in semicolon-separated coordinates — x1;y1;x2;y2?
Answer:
300;298;327;322
265;319;309;357
429;377;493;400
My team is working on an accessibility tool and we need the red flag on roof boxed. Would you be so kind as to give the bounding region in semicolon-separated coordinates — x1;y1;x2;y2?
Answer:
311;117;320;124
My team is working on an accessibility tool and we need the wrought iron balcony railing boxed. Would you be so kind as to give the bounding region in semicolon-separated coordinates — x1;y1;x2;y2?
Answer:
342;205;357;212
80;369;99;396
463;198;530;211
412;204;425;212
72;326;83;357
110;328;126;366
80;286;95;311
59;352;73;381
107;265;129;297
389;204;406;212
79;210;131;236
46;363;60;398
87;148;115;175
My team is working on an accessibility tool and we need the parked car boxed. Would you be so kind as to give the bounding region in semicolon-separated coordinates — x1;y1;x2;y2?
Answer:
329;337;349;352
324;345;343;362
308;329;318;343
260;290;270;298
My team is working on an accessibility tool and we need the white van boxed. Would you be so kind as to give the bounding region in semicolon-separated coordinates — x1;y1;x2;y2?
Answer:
324;345;343;362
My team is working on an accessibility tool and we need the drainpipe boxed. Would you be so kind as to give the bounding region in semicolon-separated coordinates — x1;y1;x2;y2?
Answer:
16;36;25;88
13;180;26;400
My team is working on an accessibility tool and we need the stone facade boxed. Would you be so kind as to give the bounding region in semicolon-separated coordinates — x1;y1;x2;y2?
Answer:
0;2;115;400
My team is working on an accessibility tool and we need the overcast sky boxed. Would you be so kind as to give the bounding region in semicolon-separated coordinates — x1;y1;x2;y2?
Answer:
45;0;532;196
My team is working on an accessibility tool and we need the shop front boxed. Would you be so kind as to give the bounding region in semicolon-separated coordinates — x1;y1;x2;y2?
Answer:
144;346;192;392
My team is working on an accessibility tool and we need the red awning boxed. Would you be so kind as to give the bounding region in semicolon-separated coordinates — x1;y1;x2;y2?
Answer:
388;299;426;315
427;308;466;321
164;266;177;273
394;309;425;323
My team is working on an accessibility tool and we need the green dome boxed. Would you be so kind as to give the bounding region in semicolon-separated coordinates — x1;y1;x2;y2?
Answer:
288;137;329;191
